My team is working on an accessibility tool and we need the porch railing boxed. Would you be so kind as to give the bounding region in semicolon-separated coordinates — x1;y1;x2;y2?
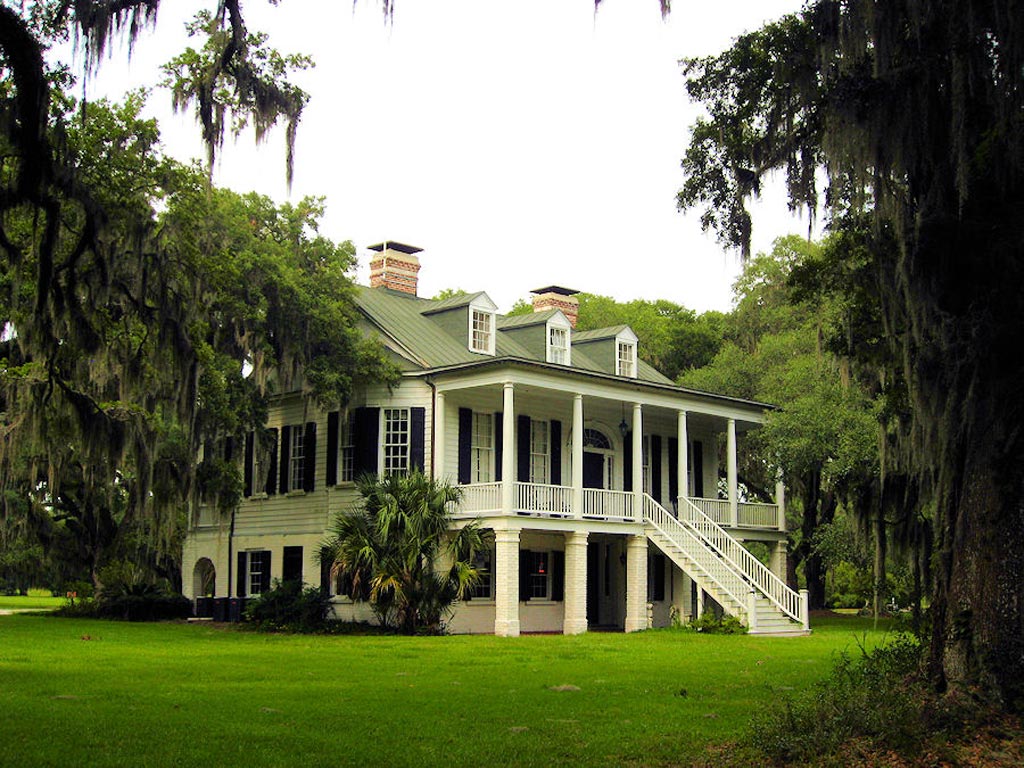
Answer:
582;488;635;521
687;496;780;529
677;497;806;626
453;484;780;529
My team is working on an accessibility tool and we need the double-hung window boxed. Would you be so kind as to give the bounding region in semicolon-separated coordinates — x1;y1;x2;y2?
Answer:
383;408;410;475
471;412;493;482
470;309;493;354
548;324;570;365
526;551;551;600
617;340;636;378
471;549;494;599
339;412;355;483
529;419;549;484
247;550;270;596
289;426;305;491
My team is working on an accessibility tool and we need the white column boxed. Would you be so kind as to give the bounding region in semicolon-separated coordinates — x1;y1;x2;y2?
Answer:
632;402;643;519
775;470;786;532
727;418;738;527
434;391;446;481
677;409;688;508
502;383;515;516
571;394;584;519
770;540;789;582
562;530;588;634
624;534;649;632
494;528;521;636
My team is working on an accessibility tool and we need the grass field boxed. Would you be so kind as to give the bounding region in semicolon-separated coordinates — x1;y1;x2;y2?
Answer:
0;614;895;767
0;590;64;611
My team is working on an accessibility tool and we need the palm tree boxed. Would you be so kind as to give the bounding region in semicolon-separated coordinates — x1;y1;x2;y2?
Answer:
319;471;486;634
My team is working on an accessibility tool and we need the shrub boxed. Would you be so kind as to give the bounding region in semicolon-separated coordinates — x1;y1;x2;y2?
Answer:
93;561;192;621
747;633;925;764
686;611;747;634
244;579;332;633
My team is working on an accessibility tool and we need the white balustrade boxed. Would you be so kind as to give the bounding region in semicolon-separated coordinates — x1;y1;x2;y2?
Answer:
454;482;502;516
675;497;804;625
738;501;779;529
516;482;573;516
582;488;636;521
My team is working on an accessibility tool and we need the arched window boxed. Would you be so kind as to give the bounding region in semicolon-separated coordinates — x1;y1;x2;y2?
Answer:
583;428;612;450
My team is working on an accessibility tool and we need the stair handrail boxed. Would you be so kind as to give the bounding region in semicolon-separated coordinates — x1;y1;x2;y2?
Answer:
674;495;804;624
642;496;751;616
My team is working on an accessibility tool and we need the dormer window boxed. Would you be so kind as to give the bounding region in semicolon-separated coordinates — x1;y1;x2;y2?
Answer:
547;317;571;365
470;308;494;354
467;295;498;355
616;337;637;378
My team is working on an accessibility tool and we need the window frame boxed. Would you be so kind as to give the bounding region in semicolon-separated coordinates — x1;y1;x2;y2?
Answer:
288;424;305;492
468;308;496;355
338;411;355;483
529;419;550;484
471;412;494;483
616;339;637;378
526;550;551;600
546;318;571;365
247;550;270;597
471;548;494;600
381;407;411;476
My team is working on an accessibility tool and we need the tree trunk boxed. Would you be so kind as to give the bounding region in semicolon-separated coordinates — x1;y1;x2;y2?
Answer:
930;427;1024;712
872;494;887;626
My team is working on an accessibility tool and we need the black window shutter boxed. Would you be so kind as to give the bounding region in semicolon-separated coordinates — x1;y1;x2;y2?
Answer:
494;413;503;481
303;421;317;492
550;420;562;485
283;546;303;583
693;440;704;498
224;436;235;462
319;549;332;595
668;438;679;502
457;408;473;484
279;425;292;494
520;549;532;602
326;411;339;486
651;435;662;503
265;428;278;495
260;551;272;593
236;551;247;597
244;432;254;497
410;407;426;473
623;431;633;491
653;554;666;601
552;550;565;602
203;439;214;464
354;407;380;477
517;415;531;482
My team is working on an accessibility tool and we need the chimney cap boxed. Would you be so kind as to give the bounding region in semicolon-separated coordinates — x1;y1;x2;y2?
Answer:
368;241;423;255
531;285;579;296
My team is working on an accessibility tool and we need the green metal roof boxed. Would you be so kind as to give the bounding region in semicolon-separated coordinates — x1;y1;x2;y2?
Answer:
354;285;673;385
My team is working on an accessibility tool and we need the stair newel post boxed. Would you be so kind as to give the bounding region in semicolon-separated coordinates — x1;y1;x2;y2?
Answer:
747;588;759;633
799;589;810;631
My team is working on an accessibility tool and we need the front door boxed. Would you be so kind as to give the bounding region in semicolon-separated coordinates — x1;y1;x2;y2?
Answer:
583;451;604;489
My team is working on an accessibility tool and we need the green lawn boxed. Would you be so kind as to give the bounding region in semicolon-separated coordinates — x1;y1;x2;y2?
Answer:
0;614;895;767
0;591;64;611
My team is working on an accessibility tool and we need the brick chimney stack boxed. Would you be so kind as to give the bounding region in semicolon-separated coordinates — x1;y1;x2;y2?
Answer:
531;285;580;328
368;242;423;295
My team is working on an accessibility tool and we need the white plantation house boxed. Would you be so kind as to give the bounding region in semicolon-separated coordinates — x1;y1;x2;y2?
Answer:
184;243;809;635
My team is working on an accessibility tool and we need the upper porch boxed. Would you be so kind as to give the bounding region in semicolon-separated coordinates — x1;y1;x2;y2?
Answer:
430;364;785;537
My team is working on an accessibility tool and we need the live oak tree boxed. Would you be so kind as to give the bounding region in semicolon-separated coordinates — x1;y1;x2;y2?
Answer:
0;88;394;587
678;2;1024;710
681;235;878;609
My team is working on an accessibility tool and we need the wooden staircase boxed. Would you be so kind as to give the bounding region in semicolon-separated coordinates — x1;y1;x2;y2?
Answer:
642;495;809;635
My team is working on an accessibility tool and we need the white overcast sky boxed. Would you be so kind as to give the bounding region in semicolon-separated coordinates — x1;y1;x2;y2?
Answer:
72;0;812;313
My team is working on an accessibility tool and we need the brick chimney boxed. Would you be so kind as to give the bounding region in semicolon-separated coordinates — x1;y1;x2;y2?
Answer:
531;285;580;328
368;242;423;295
